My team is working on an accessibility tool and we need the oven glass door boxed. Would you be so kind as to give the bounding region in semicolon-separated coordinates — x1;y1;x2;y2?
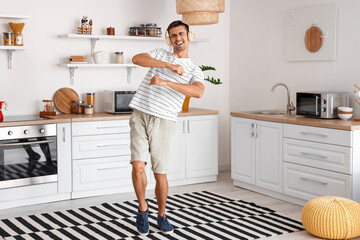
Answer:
296;93;321;117
0;136;57;189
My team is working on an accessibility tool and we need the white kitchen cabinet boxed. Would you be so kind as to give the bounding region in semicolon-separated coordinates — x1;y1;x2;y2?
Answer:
185;115;218;178
71;120;135;198
57;123;72;194
151;114;218;186
283;124;355;202
231;117;283;193
231;114;360;205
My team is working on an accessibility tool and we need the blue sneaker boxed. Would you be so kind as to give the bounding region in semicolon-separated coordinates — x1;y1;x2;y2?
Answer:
136;208;149;235
157;215;174;234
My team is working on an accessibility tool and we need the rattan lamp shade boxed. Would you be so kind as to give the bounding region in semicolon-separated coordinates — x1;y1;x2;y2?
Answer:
176;0;225;25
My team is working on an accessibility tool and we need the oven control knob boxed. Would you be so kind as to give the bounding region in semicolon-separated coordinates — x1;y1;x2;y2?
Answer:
24;130;29;135
321;107;326;112
8;131;13;136
321;99;327;104
39;128;45;133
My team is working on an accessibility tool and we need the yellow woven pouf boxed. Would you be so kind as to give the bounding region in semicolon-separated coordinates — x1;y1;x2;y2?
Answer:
302;196;360;239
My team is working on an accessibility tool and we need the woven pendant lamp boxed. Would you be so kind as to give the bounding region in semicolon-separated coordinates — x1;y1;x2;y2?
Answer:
176;0;225;25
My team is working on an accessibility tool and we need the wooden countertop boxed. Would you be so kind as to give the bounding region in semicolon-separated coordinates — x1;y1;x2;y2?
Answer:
0;108;218;127
231;111;360;130
0;118;71;127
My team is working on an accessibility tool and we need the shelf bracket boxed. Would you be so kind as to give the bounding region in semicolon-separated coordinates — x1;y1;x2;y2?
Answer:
127;67;135;84
69;67;77;85
7;49;14;69
90;38;99;55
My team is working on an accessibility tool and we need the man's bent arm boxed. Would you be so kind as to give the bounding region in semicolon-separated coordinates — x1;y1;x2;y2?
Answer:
132;53;184;75
132;53;169;68
149;76;204;98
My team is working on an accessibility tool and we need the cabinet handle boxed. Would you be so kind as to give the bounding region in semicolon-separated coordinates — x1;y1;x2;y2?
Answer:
300;177;328;185
188;120;190;133
251;123;255;137
97;143;129;148
300;131;328;138
300;152;328;159
97;165;127;171
62;127;66;142
255;123;258;138
97;126;127;129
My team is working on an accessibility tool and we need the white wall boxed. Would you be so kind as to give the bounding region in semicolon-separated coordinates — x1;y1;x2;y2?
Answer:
0;0;230;168
230;0;360;116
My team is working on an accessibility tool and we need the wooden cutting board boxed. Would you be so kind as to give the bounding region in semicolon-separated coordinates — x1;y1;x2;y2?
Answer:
54;87;79;113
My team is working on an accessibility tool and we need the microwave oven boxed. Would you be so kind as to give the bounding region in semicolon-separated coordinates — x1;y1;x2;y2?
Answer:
104;90;136;114
296;91;349;118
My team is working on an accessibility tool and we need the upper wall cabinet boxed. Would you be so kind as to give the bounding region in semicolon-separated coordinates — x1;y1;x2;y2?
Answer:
0;14;30;69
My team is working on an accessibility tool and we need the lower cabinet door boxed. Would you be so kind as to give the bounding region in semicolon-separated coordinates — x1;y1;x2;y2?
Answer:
283;162;351;201
231;117;255;184
167;119;186;181
186;115;218;178
73;156;132;191
256;120;283;193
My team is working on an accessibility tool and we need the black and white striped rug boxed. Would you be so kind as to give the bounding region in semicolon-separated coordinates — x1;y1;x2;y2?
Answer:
0;191;304;240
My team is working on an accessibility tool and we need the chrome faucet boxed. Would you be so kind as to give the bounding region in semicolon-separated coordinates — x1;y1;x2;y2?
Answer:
271;82;296;115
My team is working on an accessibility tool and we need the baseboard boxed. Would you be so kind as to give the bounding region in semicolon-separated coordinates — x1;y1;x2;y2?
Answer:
233;180;307;206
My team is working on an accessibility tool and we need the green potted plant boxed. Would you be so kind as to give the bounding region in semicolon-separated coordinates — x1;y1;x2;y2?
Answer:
182;65;223;111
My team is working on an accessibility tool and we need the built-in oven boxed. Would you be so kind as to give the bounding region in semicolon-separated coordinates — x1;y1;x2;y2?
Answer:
0;124;57;189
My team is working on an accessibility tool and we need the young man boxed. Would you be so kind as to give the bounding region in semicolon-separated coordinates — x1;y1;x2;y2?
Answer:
129;20;204;235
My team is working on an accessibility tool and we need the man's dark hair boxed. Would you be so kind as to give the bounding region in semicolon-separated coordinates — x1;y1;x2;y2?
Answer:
166;20;189;35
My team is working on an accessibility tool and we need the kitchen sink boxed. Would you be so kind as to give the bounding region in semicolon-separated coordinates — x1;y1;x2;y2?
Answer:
250;110;287;116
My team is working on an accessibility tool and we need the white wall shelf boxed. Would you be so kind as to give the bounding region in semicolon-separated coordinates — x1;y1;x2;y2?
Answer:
0;14;29;69
59;34;209;54
0;14;30;19
59;63;136;85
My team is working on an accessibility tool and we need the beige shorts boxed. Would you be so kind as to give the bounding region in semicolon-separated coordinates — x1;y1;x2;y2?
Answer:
129;109;177;174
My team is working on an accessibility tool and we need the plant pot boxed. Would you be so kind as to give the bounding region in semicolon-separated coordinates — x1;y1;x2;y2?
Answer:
182;96;191;111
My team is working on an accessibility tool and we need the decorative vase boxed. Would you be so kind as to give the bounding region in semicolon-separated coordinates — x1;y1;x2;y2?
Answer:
182;96;191;111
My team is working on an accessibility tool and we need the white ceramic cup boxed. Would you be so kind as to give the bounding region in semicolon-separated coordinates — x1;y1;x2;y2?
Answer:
92;51;105;64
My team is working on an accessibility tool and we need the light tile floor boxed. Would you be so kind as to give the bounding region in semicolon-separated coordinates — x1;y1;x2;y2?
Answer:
1;171;359;239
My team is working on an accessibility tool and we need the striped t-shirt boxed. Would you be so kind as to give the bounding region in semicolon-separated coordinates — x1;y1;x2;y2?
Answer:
129;48;204;122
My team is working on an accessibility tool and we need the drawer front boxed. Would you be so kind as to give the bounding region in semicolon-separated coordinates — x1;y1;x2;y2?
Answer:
283;162;351;201
72;120;130;136
73;156;132;191
283;124;351;147
283;138;352;174
73;134;130;159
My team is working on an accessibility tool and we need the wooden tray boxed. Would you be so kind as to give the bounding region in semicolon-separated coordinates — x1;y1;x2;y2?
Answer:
54;87;79;113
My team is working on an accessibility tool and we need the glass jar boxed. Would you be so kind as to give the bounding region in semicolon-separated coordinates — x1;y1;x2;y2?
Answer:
43;100;54;112
3;32;14;46
147;27;162;37
72;100;84;114
86;93;95;112
115;52;124;64
138;24;147;36
129;27;139;36
14;32;23;46
84;105;94;115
